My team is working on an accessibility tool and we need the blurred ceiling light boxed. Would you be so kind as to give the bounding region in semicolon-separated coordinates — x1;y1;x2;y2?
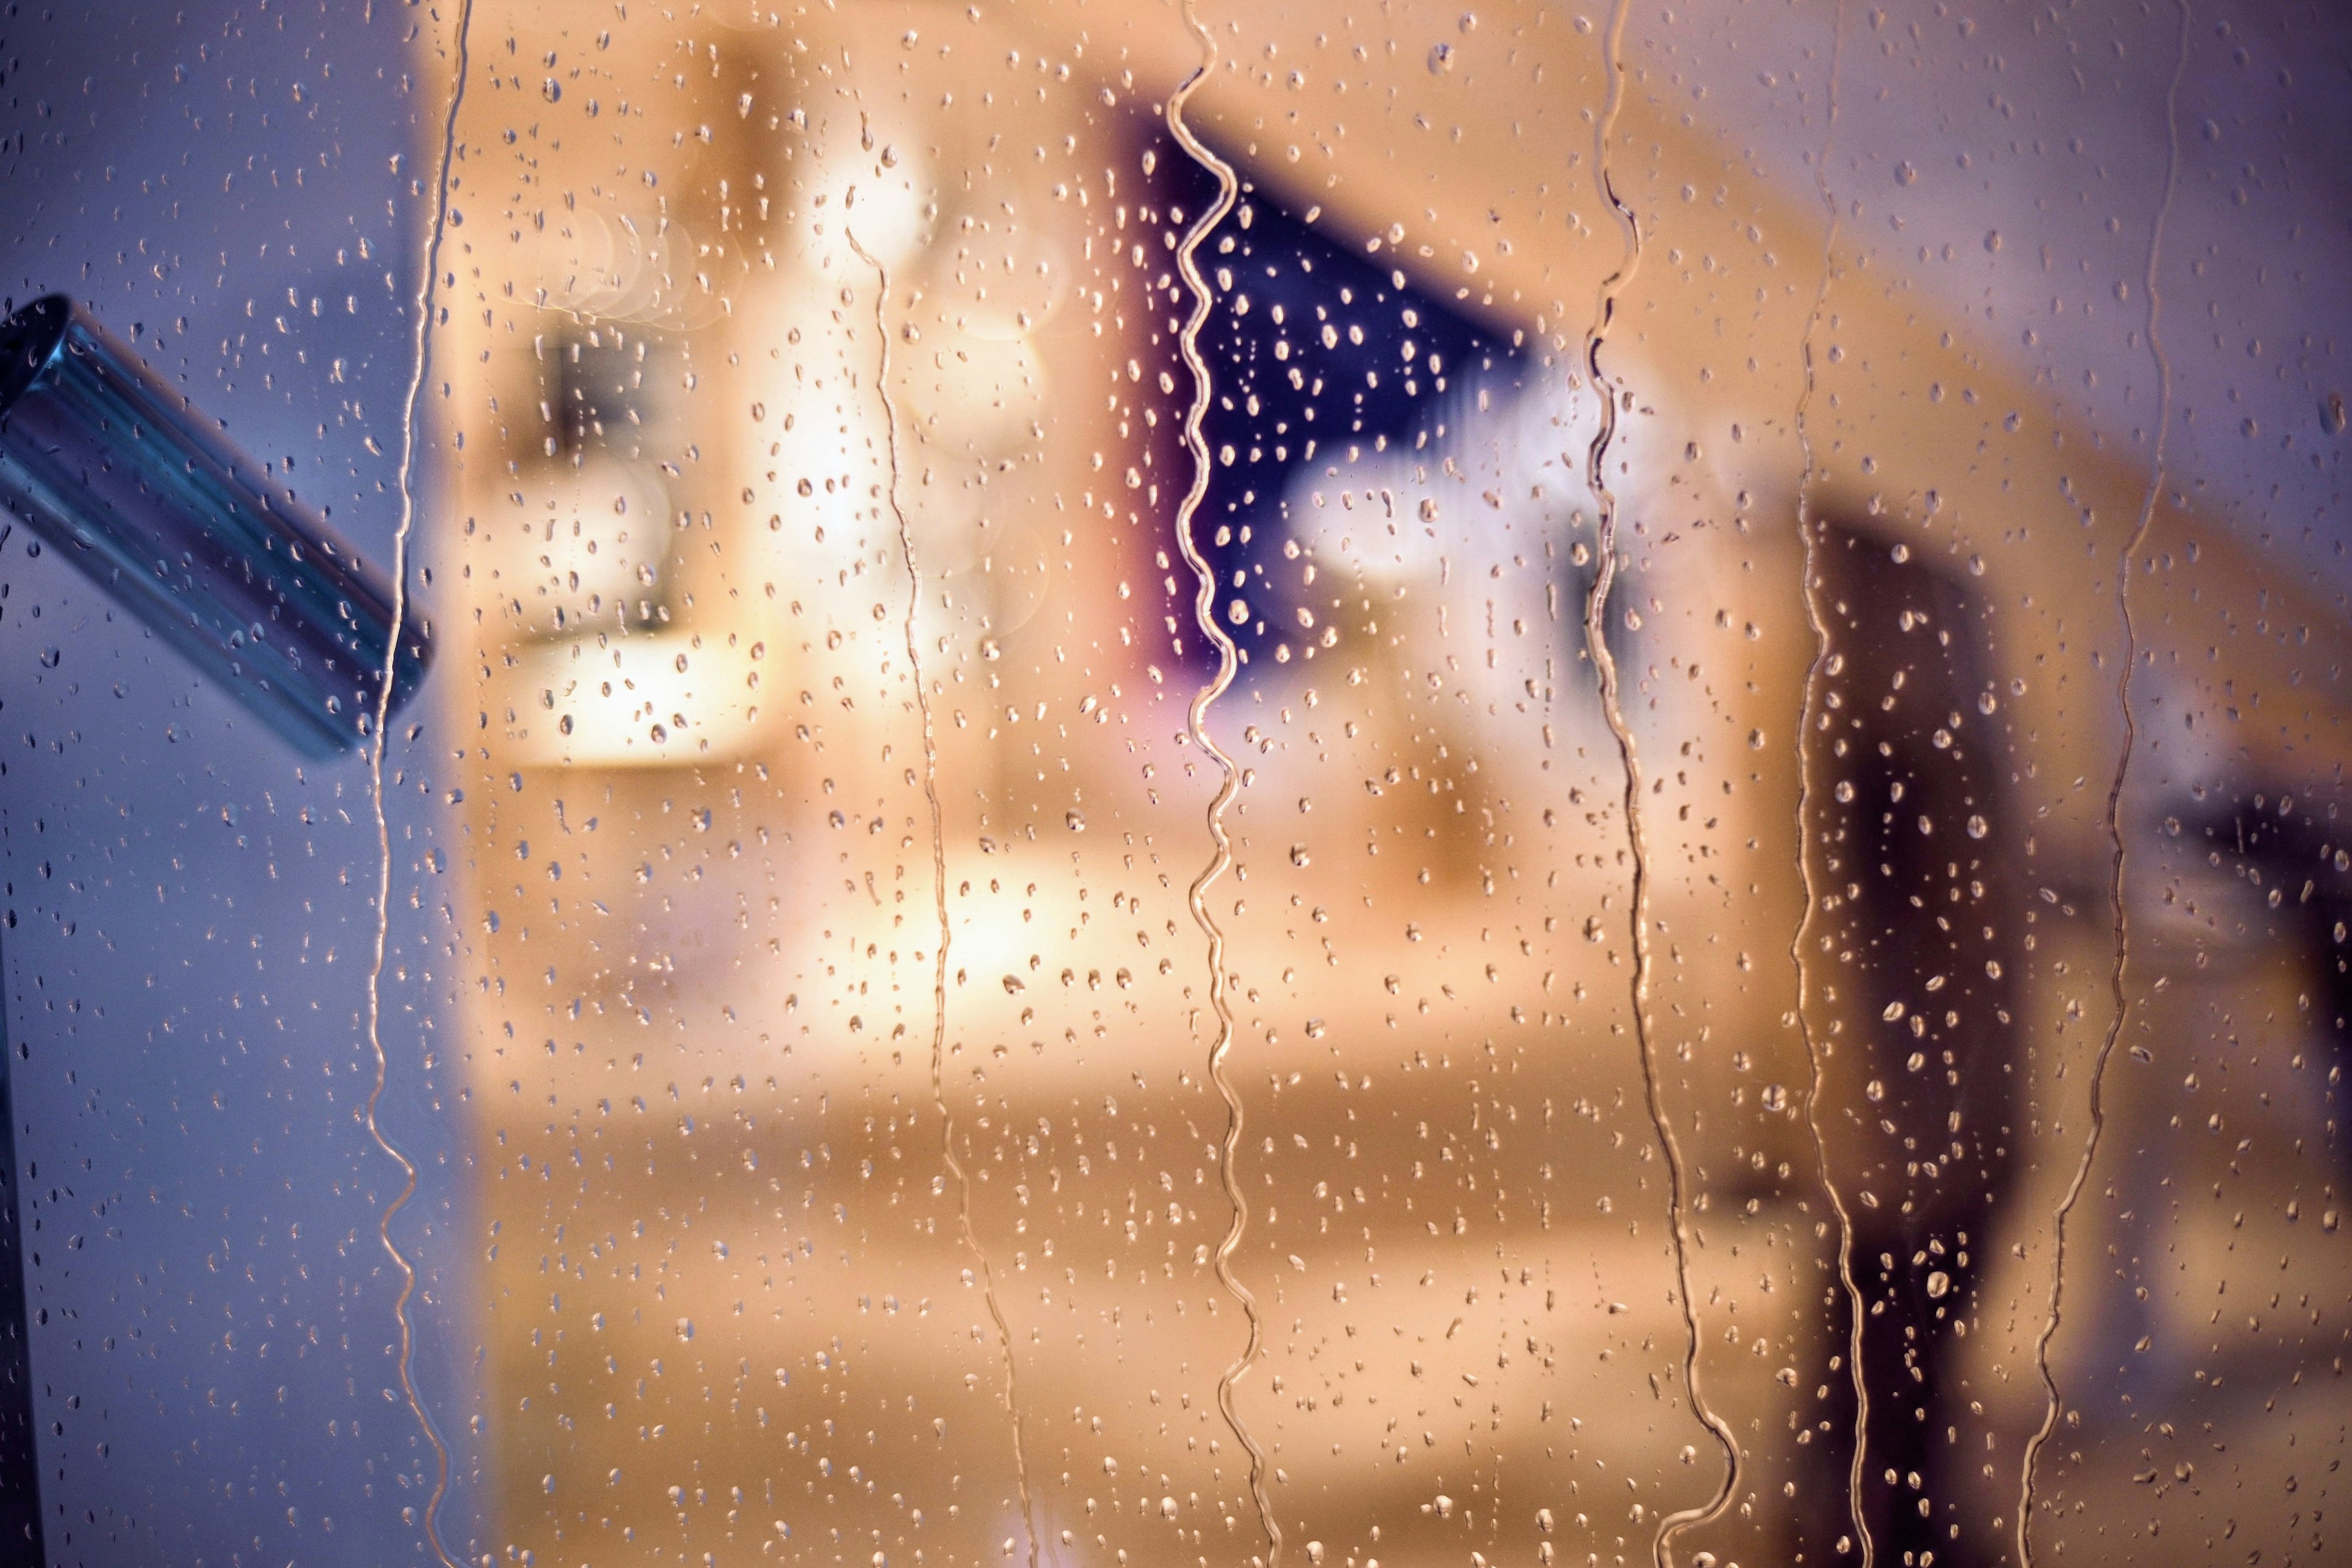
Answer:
503;630;767;767
474;458;671;639
783;127;932;277
948;230;1069;342
898;328;1047;456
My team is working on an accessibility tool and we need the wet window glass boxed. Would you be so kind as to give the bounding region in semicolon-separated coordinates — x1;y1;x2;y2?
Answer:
3;3;2350;1566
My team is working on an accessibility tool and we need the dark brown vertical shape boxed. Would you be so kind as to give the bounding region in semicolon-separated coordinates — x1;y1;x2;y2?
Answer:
1807;522;2022;1567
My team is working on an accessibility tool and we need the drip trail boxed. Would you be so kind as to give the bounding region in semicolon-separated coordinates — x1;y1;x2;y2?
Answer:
1165;11;1278;1566
1784;5;1873;1564
1576;4;1740;1564
850;231;1041;1568
2017;4;2188;1562
364;4;474;1566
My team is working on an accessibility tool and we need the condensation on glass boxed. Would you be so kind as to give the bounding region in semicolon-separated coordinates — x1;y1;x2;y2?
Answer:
2;2;2349;1566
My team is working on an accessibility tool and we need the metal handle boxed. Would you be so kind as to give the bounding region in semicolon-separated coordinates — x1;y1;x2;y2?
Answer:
0;293;429;756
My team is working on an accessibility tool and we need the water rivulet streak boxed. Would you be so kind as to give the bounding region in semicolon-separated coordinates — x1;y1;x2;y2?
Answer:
2016;5;2188;1562
850;232;1041;1568
1784;6;1872;1564
364;4;473;1565
1165;13;1277;1566
1577;7;1739;1564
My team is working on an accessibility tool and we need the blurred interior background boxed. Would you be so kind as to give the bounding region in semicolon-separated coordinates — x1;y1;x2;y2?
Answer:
3;2;2352;1566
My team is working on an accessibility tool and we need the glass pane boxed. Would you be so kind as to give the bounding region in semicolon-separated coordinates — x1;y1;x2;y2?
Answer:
5;2;2350;1566
0;4;461;1562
